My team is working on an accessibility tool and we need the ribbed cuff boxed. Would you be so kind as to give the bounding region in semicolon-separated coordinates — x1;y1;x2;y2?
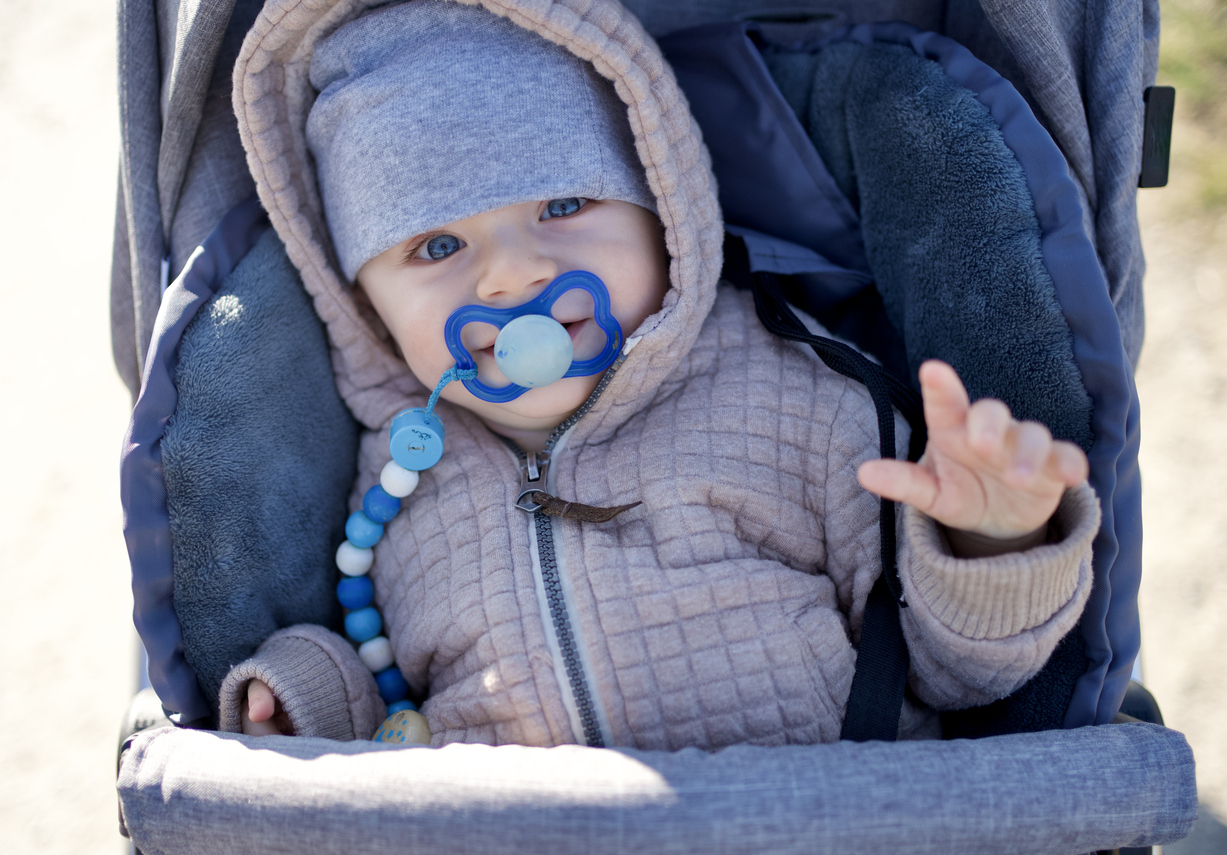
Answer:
218;624;386;740
902;482;1100;640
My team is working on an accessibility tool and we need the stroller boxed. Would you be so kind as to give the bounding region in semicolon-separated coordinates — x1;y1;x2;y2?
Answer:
114;0;1196;852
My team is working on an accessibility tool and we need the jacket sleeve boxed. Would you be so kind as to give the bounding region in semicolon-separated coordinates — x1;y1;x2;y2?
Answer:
217;623;386;740
897;482;1098;708
818;377;1098;712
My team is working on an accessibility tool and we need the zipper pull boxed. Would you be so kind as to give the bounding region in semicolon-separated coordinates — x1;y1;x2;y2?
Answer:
515;450;550;512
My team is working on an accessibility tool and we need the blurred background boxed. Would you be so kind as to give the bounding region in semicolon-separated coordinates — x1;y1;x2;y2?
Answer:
0;1;1223;852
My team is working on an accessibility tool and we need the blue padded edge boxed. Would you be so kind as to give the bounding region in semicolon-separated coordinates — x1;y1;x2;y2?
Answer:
121;198;271;723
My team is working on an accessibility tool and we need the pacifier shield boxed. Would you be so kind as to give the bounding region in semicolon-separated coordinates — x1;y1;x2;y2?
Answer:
495;315;573;388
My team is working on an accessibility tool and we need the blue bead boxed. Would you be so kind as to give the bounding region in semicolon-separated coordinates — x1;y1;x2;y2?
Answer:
363;485;402;523
386;699;418;714
345;511;384;548
336;576;374;610
344;607;382;643
389;409;446;471
375;666;410;703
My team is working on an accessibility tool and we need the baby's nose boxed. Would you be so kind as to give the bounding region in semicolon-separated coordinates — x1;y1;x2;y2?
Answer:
477;242;558;304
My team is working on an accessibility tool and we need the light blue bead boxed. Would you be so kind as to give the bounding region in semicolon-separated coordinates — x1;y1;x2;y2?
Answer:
363;485;401;523
344;607;382;643
336;576;374;610
375;666;410;703
386;699;417;714
494;314;573;388
345;511;384;548
389;408;446;471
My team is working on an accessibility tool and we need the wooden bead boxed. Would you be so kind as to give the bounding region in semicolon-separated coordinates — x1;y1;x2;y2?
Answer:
372;709;432;745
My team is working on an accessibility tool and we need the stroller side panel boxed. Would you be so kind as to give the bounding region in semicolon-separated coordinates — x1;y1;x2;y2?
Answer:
113;0;264;398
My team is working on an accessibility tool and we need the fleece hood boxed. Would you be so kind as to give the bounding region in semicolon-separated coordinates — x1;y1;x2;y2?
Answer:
232;0;724;441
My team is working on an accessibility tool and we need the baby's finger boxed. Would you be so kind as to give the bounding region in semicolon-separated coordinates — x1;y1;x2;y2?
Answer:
246;680;276;724
242;712;284;737
857;458;939;512
1046;439;1090;486
918;360;970;432
1004;421;1053;488
965;397;1012;461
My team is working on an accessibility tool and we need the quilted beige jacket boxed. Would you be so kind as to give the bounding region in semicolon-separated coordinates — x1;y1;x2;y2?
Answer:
216;0;1098;750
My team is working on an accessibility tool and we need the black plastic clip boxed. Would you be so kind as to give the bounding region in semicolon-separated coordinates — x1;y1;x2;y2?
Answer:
1139;86;1175;188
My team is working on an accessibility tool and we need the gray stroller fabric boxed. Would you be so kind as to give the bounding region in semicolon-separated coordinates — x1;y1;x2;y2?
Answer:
162;228;357;714
118;721;1196;855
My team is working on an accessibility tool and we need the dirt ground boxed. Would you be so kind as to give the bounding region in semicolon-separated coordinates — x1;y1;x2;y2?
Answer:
0;2;1223;854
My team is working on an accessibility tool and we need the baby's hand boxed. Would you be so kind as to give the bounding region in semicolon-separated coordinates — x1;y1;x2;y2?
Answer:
240;679;294;736
857;360;1088;544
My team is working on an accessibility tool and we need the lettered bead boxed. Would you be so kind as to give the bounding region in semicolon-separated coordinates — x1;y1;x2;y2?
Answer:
344;607;382;643
358;636;395;672
336;576;374;610
380;461;420;498
372;709;432;744
345;511;384;548
335;541;374;576
363;485;402;523
389;409;445;471
386;699;417;715
375;666;410;703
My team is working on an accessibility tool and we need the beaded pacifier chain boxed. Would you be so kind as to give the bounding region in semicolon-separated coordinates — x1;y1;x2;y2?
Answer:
336;272;620;745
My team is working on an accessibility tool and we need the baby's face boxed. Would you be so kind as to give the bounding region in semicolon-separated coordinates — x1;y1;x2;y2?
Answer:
357;199;669;440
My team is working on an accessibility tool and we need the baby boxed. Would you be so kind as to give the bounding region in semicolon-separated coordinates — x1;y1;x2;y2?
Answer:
221;0;1098;749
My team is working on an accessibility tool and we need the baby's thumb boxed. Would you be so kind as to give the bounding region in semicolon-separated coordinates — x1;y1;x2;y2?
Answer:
245;680;276;723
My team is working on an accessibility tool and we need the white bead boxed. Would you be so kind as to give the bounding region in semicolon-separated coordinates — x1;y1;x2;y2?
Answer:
358;636;395;672
380;461;420;498
336;541;374;576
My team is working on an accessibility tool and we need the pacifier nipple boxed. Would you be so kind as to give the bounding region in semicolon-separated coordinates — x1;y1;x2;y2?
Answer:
494;315;574;389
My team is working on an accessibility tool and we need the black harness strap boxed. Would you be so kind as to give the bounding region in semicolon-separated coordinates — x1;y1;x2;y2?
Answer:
752;272;926;741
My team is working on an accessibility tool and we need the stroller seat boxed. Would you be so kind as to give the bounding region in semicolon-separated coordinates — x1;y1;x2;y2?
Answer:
114;1;1196;852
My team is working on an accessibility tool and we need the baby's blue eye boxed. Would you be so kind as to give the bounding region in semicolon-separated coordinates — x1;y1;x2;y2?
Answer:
542;198;586;219
420;234;462;260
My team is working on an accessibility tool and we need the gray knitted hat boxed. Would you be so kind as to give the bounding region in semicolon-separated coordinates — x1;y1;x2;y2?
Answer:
307;0;657;280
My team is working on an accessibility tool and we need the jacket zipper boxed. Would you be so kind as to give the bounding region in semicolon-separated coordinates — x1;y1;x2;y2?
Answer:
501;355;626;747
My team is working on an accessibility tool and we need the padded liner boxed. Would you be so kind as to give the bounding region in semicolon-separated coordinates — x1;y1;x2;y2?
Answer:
164;228;358;717
764;40;1093;451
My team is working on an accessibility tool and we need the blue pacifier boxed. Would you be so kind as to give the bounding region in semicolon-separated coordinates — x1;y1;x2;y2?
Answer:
388;271;622;471
443;270;623;404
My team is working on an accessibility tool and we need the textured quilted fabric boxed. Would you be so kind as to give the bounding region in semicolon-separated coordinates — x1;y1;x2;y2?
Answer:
217;0;1099;749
